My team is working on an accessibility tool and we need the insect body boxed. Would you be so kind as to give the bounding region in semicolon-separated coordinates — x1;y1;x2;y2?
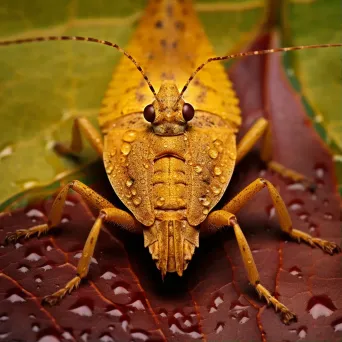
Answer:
1;0;341;325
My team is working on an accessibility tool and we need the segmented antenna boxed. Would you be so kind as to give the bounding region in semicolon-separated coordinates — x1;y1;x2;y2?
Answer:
174;43;342;107
0;35;160;103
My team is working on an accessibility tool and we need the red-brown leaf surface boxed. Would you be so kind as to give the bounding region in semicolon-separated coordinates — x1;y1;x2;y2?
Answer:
1;31;341;342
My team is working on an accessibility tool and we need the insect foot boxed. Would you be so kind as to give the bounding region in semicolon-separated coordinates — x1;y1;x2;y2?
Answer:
42;276;81;306
256;284;297;325
4;223;49;244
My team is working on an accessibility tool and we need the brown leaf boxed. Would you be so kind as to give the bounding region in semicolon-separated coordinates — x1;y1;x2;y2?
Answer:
0;31;341;342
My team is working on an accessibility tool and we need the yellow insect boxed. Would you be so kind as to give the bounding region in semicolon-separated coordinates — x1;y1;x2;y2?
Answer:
1;0;341;325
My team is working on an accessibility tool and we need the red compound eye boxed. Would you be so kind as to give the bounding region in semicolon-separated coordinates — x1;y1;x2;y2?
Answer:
143;104;155;123
182;103;195;122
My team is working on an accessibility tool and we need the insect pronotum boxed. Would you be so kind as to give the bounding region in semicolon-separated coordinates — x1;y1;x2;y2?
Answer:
1;0;341;325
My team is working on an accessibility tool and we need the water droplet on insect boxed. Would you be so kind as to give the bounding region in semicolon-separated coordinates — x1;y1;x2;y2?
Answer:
41;263;53;271
143;162;149;169
74;252;97;264
194;165;202;173
213;139;223;152
35;276;42;283
156;197;165;207
214;166;222;176
106;308;123;317
18;265;29;273
169;323;202;339
267;206;276;219
126;179;133;187
315;167;325;179
159;309;168;317
15;179;39;190
120;142;131;156
133;197;142;206
307;295;337;319
80;332;89;342
209;148;218;159
203;208;209;215
287;183;305;191
0;315;8;321
70;305;93;317
26;253;42;262
123;130;137;142
332;317;342;332
324;213;333;220
6;293;26;303
289;200;303;211
219;176;226;183
131;188;137;196
101;271;116;280
106;166;114;175
211;185;221;195
15;242;22;249
26;209;45;219
121;320;129;332
215;322;224;334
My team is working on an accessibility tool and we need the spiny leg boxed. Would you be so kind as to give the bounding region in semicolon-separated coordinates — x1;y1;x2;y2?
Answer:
203;210;297;324
236;118;315;190
54;116;103;157
5;180;137;243
223;178;341;254
42;207;138;305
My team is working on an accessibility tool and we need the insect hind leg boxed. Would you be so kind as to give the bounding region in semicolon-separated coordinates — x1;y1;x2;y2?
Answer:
203;210;297;324
224;178;340;254
54;116;103;158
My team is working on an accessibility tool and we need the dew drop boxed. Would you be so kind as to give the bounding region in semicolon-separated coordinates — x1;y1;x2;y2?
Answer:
123;130;137;142
74;252;97;264
159;309;168;317
129;299;145;310
173;311;183;319
18;265;29;273
209;149;218;159
0;144;13;160
289;266;302;278
287;183;305;191
106;166;114;175
70;305;93;317
32;324;39;332
0;333;10;340
194;165;202;173
99;334;113;342
184;319;191;327
324;213;333;220
80;332;89;342
26;253;42;262
239;312;250;324
6;294;25;303
113;285;129;295
120;142;131;156
315;167;325;179
106;308;123;317
121;320;129;332
219;176;226;183
211;185;221;195
131;188;137;196
307;295;337;319
268;206;276;219
289;201;303;211
230;300;249;314
37;336;60;342
213;139;223;152
131;331;149;341
203;208;209;215
332;317;342;332
133;197;142;206
26;209;45;219
15;242;23;249
214;166;222;176
62;331;73;340
0;315;8;321
41;264;53;271
65;200;75;207
100;271;116;280
215;322;224;334
297;326;307;339
214;294;223;308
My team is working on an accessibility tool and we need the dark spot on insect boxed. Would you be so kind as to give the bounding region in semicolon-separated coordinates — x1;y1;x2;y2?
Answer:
172;41;178;49
242;247;246;252
182;8;189;15
175;20;185;31
155;20;163;28
166;4;173;17
90;237;94;244
160;39;167;48
147;53;154;61
202;177;210;185
136;93;145;102
196;90;207;103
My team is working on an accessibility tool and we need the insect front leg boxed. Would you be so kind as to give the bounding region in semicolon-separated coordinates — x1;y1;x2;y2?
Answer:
54;116;103;157
42;207;137;305
236;118;315;190
203;210;297;324
5;180;139;243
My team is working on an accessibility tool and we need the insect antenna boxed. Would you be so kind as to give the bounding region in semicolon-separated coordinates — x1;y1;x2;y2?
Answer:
174;43;342;108
0;35;161;103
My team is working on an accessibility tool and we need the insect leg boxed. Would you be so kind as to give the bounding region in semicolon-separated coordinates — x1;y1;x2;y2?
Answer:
42;207;133;305
236;118;315;190
5;180;139;243
54;116;103;157
203;210;297;324
223;178;341;254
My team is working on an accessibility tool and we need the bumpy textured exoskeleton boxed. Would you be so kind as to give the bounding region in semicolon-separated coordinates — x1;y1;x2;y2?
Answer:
3;0;341;325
